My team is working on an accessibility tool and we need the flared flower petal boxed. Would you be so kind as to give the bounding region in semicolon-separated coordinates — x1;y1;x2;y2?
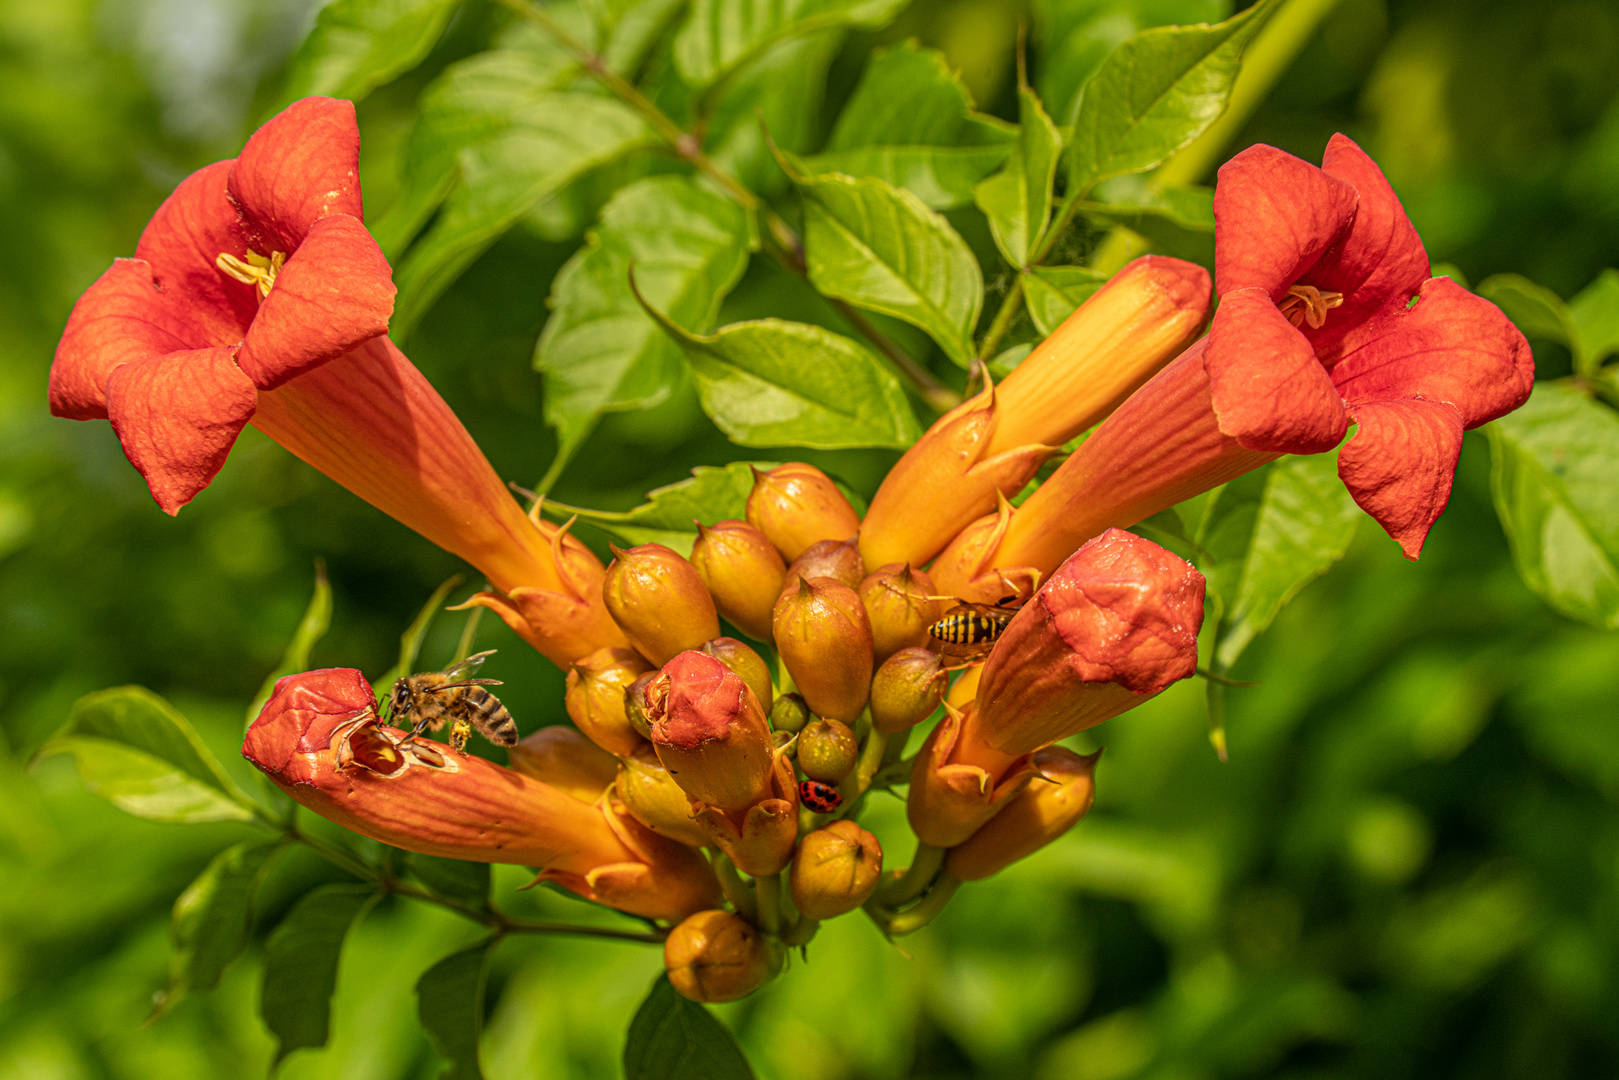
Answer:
50;260;195;420
1337;398;1465;559
227;97;366;254
1206;288;1348;454
133;161;259;346
1213;143;1357;299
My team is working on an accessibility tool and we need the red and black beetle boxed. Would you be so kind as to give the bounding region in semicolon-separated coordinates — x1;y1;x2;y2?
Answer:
798;779;842;813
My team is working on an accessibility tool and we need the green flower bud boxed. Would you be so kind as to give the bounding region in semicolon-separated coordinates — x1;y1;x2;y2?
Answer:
769;692;810;734
870;647;947;735
797;719;858;784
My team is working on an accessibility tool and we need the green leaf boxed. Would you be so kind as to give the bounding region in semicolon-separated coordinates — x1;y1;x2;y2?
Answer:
39;688;257;824
623;975;755;1080
1477;273;1576;350
1022;265;1109;337
408;853;491;912
418;939;498;1080
375;575;465;699
800;41;1015;209
247;561;332;727
1035;0;1228;125
1569;269;1619;372
1066;1;1271;197
1080;178;1216;263
673;0;904;88
975;82;1062;267
1488;382;1619;629
277;0;461;106
158;840;283;1016
261;884;378;1066
793;168;983;365
1197;454;1360;670
547;461;769;554
702;30;844;197
535;176;752;470
639;308;921;449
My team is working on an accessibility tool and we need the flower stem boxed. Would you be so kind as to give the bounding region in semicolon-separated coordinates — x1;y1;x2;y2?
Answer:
755;873;783;936
977;274;1026;361
871;842;945;908
713;852;758;921
884;874;961;937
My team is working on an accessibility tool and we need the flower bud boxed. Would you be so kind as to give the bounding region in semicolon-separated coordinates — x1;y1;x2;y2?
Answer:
869;648;947;735
796;719;858;784
905;702;1038;848
781;538;866;595
973;528;1203;758
565;646;653;757
772;578;874;722
616;744;709;847
698;636;773;715
689;749;801;875
690;520;785;641
746;463;860;562
947;663;983;713
769;692;810;734
790;821;883;920
602;543;720;666
859;563;945;664
665;910;773;1003
625;671;656;739
945;747;1099;881
507;726;618;803
647;650;773;812
927;495;1042;604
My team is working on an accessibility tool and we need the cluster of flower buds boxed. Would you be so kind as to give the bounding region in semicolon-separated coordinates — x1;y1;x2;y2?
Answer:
58;97;1530;1005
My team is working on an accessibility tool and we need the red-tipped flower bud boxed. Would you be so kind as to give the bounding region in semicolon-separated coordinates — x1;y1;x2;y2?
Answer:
603;543;720;665
769;692;810;734
746;463;861;562
616;744;709;847
646;650;773;812
946;747;1100;881
790;821;883;920
665;910;774;1003
772;578;874;722
859;563;945;664
507;725;619;803
869;647;947;734
690;520;786;641
796;719;858;784
698;636;773;715
565;646;653;757
781;538;866;595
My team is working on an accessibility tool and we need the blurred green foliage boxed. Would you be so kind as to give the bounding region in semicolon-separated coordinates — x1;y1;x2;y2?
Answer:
3;0;1619;1077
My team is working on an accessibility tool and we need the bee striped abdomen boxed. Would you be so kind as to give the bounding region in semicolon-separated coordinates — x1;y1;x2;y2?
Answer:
465;688;518;746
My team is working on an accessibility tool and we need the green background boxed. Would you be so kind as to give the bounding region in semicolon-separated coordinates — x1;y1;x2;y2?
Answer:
3;0;1619;1076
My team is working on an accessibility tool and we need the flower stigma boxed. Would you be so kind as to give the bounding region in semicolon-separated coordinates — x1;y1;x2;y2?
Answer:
216;248;287;300
1277;284;1344;329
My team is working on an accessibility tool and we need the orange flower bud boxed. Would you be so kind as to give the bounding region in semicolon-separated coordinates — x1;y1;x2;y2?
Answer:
690;519;785;641
616;744;709;847
746;463;860;561
790;821;883;920
565;646;653;757
869;648;947;735
243;668;718;921
665;910;774;1003
698;636;774;715
507;725;618;803
689;748;801;876
972;528;1204;759
603;543;721;666
905;702;1039;848
946;663;982;713
858;563;945;664
989;255;1211;454
772;578;874;722
945;747;1100;881
647;650;773;812
625;671;656;739
797;719;858;784
781;538;866;595
927;495;1043;604
768;692;810;734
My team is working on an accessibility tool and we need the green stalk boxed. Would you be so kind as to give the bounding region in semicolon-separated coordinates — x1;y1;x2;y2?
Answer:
755;873;783;936
871;842;945;907
884;875;962;937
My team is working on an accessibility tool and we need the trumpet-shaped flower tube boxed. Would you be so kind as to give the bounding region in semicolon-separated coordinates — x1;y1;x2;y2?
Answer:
243;668;719;922
944;747;1099;881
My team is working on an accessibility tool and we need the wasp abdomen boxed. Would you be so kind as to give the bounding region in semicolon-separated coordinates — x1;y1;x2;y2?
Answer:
929;611;1010;646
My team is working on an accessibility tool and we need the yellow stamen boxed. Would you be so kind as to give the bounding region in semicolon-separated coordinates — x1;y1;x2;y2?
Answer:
215;249;287;300
1276;284;1344;329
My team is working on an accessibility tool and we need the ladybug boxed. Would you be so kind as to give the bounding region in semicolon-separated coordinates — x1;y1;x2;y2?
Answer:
798;779;842;814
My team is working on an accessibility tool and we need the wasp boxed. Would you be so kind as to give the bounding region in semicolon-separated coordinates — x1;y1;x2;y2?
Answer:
390;650;517;754
927;596;1025;659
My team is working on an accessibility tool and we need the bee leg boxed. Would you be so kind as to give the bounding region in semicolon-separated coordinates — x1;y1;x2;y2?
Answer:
450;719;471;755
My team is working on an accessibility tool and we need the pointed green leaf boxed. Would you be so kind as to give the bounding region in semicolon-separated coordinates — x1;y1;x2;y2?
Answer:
1488;381;1619;629
1477;273;1575;350
795;169;983;365
702;30;844;197
159;840;284;1015
40;688;257;823
673;0;904;88
1569;269;1619;372
547;461;769;554
1023;265;1109;337
640;303;920;449
261;884;378;1066
975;83;1061;267
408;853;491;912
1067;1;1271;196
277;0;462;106
623;975;755;1080
247;562;332;727
536;176;752;468
418;939;498;1080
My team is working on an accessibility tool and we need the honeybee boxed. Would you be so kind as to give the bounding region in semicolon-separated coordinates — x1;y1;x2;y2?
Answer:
391;650;517;754
927;596;1025;659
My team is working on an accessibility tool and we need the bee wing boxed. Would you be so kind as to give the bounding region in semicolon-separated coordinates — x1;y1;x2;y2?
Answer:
441;649;497;680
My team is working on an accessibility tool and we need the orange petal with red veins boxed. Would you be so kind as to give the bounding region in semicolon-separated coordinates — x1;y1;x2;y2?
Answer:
1338;398;1464;560
1206;288;1348;454
229;97;365;253
50;259;195;420
1213;143;1358;299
